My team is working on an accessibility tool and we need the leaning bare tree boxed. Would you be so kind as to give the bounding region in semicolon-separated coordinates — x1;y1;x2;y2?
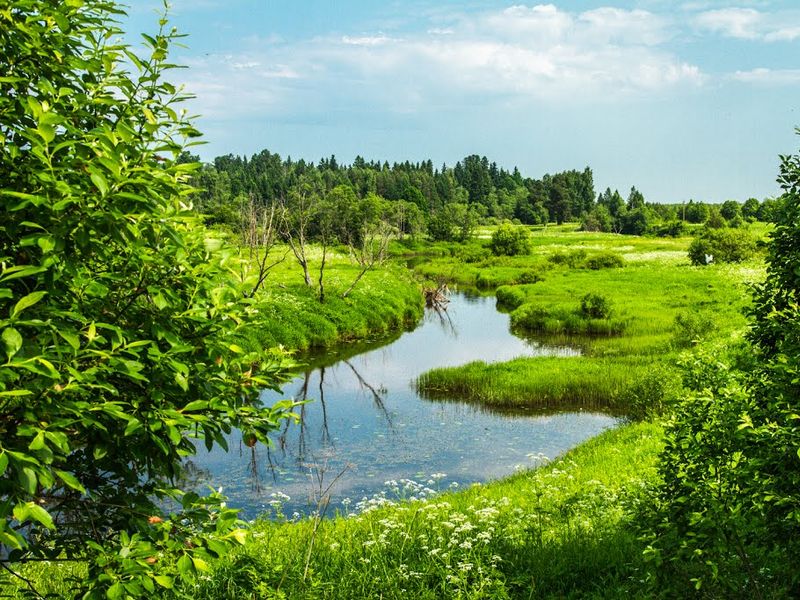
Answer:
337;191;395;299
240;193;287;297
280;174;324;287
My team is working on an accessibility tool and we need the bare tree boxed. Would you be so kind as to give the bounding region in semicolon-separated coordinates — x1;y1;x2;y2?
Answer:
280;175;323;287
240;194;287;298
338;193;395;299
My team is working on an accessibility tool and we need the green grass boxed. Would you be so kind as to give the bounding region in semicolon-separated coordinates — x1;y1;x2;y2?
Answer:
240;247;424;353
180;422;663;599
413;227;761;416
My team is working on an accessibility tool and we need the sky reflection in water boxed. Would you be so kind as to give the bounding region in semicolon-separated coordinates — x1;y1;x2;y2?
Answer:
190;293;617;519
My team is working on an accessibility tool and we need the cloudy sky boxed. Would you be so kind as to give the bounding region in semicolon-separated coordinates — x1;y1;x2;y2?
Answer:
124;1;800;203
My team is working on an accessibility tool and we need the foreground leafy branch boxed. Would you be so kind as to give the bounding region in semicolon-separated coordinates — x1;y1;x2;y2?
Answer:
0;2;294;596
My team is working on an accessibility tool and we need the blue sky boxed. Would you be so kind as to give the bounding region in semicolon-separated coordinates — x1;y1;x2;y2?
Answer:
124;1;800;203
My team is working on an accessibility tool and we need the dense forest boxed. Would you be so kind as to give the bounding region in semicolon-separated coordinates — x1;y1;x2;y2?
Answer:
185;149;780;238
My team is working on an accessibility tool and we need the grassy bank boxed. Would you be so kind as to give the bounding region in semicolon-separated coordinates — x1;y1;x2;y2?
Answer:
182;422;663;599
414;228;762;416
242;248;424;353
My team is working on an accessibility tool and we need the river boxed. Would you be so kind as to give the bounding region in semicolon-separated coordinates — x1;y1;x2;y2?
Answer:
189;292;618;519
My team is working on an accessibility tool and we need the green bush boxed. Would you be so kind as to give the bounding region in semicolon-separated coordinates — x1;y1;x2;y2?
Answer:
495;285;527;310
0;3;294;597
581;293;612;319
517;269;545;284
585;252;625;270
548;249;588;268
511;300;626;336
489;223;531;256
672;311;717;347
687;227;757;265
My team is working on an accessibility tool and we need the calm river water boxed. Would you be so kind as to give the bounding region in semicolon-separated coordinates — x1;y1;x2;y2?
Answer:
189;292;618;519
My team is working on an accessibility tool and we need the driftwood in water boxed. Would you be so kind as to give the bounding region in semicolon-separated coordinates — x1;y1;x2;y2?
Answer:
424;283;450;310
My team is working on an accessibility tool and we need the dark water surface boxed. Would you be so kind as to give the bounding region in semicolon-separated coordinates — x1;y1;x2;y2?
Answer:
190;293;618;519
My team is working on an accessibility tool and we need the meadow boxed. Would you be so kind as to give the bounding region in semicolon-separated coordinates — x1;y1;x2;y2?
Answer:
414;225;762;418
7;224;768;598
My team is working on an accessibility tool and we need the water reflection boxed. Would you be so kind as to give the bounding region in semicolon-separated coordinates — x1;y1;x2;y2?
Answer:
192;293;616;519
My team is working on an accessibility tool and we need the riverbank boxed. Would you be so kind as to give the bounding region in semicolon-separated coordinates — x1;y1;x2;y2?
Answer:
242;250;424;353
413;230;762;418
185;421;664;599
7;228;766;598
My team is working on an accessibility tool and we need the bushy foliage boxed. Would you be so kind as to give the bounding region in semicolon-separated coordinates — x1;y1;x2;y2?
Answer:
585;252;625;270
548;248;588;268
489;223;531;256
0;3;293;596
580;293;612;319
647;134;800;596
687;227;757;265
495;285;527;310
512;295;625;336
672;311;717;347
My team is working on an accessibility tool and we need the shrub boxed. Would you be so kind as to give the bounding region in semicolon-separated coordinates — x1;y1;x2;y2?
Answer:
688;227;757;265
489;223;531;256
496;285;527;310
672;311;717;347
0;3;293;596
548;249;588;268
517;269;545;284
581;293;612;319
456;244;491;263
652;220;686;237
585;252;625;270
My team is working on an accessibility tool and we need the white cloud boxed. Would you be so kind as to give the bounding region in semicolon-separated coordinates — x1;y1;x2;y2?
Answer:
341;34;396;46
733;68;800;84
579;7;672;45
173;3;704;119
764;26;800;42
694;8;762;38
316;4;701;103
693;7;800;41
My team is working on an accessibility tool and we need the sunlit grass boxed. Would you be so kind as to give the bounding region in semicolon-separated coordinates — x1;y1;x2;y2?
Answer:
182;422;663;599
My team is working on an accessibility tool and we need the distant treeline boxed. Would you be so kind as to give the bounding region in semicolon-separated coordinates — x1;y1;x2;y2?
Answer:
183;149;778;238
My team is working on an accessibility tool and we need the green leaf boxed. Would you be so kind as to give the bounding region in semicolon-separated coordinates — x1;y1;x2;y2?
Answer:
58;330;80;351
107;582;124;600
90;171;109;196
182;401;208;412
177;553;193;576
153;575;173;589
0;530;24;550
13;502;54;529
55;470;85;493
192;556;210;572
11;291;47;318
37;124;55;144
2;327;23;359
0;265;47;282
0;453;7;476
230;528;248;545
85;281;110;298
27;504;54;530
123;419;142;437
37;236;56;253
29;431;46;451
19;467;37;494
